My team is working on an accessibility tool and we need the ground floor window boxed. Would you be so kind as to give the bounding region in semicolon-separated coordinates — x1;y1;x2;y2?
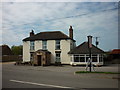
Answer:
74;55;79;62
30;53;34;61
74;55;85;62
56;53;61;62
80;57;85;62
72;54;103;63
86;55;89;62
92;57;97;62
92;54;97;62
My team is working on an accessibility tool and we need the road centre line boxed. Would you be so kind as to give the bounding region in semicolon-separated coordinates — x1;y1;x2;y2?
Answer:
10;79;73;89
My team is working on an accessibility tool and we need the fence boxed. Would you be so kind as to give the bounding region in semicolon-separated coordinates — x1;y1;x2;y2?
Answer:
0;55;22;62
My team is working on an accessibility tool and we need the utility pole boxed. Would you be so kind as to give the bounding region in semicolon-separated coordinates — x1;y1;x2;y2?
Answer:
87;35;92;72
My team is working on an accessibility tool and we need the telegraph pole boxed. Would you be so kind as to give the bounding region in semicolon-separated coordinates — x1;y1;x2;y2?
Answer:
87;35;92;72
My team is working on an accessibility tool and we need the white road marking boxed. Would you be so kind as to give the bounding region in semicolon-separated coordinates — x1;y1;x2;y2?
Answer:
10;79;73;89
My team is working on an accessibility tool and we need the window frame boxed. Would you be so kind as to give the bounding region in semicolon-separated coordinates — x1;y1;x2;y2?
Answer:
42;40;47;50
30;52;34;61
99;55;103;62
30;41;35;50
73;55;85;62
92;54;97;62
56;53;61;62
55;40;60;50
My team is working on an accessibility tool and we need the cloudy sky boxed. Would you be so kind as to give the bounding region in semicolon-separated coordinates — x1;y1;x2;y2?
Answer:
1;1;119;51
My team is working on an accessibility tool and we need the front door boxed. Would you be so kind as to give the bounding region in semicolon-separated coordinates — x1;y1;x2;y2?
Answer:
37;55;41;66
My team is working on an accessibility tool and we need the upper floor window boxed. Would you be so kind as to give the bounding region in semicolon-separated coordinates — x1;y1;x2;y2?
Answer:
55;40;60;50
30;41;34;50
42;40;47;50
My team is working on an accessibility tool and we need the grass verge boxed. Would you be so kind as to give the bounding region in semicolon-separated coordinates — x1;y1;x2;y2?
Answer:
75;71;120;74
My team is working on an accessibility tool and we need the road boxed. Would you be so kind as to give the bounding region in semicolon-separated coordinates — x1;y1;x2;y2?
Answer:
2;62;119;89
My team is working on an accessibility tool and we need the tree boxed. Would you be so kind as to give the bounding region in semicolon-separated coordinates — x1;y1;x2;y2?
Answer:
11;45;23;55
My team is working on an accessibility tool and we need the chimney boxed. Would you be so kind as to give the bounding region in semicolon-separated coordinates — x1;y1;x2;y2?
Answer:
30;30;34;37
69;26;73;39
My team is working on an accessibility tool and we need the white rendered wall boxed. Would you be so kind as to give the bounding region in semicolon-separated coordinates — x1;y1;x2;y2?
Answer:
34;40;56;64
47;40;55;64
35;40;42;51
23;39;75;64
23;41;30;62
61;40;71;64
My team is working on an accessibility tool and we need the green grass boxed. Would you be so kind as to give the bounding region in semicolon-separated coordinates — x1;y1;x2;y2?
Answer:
75;71;120;74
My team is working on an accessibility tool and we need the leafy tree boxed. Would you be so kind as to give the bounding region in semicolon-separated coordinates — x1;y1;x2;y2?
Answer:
11;45;23;55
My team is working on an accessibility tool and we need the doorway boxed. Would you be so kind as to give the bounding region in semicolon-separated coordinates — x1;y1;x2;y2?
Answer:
37;55;41;66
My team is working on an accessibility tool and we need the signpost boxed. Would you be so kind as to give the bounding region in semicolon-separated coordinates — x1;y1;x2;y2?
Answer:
87;35;92;72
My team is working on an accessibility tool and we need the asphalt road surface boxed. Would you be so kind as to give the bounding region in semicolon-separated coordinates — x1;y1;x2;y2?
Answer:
2;62;119;89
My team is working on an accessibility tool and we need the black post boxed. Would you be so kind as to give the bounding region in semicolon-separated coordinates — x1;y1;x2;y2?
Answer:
87;35;92;72
89;48;92;72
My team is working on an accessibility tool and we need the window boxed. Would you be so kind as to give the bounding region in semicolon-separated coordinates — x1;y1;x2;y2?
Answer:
55;40;60;50
80;57;85;62
30;41;34;50
42;40;47;50
56;53;61;62
73;55;86;62
74;57;79;62
86;57;89;62
74;55;80;62
92;54;97;62
30;53;34;61
92;57;97;62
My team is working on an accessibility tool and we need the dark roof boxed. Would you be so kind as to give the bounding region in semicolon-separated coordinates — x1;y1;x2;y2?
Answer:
68;42;104;54
0;45;13;55
23;31;75;41
109;49;120;54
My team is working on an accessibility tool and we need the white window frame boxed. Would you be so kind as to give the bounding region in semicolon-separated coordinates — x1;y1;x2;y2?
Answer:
42;40;47;50
30;41;35;50
30;53;34;61
56;53;61;62
91;54;97;62
72;54;99;62
55;40;60;50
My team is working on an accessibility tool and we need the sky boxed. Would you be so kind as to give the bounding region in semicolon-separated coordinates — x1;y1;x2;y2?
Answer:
1;1;119;51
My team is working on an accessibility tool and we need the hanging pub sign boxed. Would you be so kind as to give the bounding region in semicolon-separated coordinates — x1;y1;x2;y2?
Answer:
87;35;93;48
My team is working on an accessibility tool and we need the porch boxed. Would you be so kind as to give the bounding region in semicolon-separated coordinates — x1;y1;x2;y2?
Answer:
33;49;51;66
